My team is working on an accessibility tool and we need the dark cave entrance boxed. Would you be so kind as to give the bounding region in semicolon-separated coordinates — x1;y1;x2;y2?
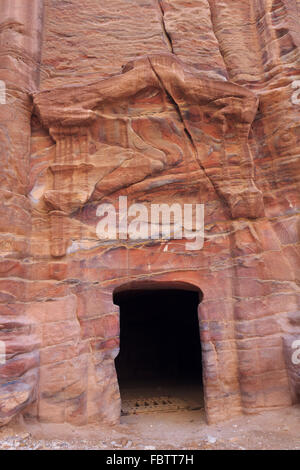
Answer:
113;282;204;415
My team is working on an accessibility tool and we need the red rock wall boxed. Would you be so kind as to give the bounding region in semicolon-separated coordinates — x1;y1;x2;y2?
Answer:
0;0;299;426
0;0;44;425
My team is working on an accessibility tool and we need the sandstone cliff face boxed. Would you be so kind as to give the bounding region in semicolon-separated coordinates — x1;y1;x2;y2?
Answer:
0;0;44;426
0;0;299;426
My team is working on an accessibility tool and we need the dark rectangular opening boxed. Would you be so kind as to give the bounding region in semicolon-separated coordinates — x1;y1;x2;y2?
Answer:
115;288;203;414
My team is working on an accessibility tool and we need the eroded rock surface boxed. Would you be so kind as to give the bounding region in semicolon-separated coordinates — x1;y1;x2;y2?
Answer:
0;0;299;426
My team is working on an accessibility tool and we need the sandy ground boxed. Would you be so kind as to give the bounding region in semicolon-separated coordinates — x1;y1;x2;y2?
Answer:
0;405;299;450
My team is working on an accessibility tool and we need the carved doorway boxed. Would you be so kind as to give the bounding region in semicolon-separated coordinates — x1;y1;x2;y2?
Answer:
113;282;204;416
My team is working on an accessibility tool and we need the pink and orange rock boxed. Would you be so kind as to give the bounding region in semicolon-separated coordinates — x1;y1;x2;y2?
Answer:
0;0;299;426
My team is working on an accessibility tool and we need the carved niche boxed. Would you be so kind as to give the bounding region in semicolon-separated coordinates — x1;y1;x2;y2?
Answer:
33;53;264;257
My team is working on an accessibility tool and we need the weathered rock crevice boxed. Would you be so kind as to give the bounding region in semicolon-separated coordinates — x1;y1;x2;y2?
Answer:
156;0;174;53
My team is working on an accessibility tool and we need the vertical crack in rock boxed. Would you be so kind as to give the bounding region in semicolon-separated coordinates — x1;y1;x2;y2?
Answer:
147;57;230;214
156;0;174;53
